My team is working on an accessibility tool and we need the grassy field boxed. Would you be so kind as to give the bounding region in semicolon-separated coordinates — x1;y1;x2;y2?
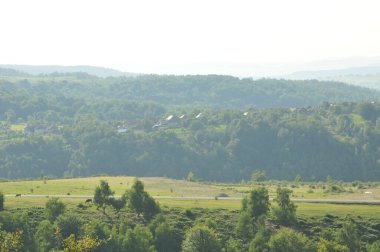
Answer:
1;176;379;219
10;123;26;131
5;197;379;219
2;176;379;199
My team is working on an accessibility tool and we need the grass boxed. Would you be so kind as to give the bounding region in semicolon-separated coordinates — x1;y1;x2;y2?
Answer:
0;176;225;197
296;202;380;219
351;114;367;125
157;198;240;210
4;197;379;219
1;176;379;200
10;123;26;131
1;176;379;219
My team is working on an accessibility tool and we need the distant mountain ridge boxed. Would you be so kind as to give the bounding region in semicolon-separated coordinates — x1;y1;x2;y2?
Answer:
0;67;28;76
0;64;137;77
284;66;380;89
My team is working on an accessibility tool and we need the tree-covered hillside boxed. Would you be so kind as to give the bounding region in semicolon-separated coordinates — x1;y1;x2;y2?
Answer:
0;74;380;181
0;65;134;77
1;73;379;116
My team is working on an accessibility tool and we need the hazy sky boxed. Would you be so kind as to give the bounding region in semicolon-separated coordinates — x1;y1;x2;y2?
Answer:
1;0;380;76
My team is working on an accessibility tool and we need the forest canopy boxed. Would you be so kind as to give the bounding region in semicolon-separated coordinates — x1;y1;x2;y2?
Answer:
0;73;380;181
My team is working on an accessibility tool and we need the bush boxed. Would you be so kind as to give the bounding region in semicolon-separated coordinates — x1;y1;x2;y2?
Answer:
325;185;345;193
56;214;83;239
235;211;254;242
182;225;220;252
249;228;271;252
35;220;58;252
218;193;229;197
316;238;349;252
184;209;195;220
336;218;361;252
367;241;380;252
269;228;313;252
45;198;65;222
123;225;156;252
154;222;181;252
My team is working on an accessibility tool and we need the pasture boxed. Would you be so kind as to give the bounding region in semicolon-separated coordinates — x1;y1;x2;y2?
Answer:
1;176;379;219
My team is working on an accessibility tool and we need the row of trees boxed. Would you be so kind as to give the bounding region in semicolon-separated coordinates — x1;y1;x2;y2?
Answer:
93;179;160;220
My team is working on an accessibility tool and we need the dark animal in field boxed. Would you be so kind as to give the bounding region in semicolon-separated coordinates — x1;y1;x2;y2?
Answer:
15;194;21;197
85;198;93;204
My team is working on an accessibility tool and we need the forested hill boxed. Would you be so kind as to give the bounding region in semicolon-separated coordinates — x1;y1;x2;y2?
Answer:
1;73;380;181
0;65;133;77
0;74;379;115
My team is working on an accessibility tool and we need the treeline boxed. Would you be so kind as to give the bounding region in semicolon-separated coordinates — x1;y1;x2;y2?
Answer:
1;100;380;181
1;74;379;122
0;181;379;251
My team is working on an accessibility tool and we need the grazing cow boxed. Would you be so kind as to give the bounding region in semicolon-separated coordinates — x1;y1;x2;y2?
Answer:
15;194;21;197
85;198;92;204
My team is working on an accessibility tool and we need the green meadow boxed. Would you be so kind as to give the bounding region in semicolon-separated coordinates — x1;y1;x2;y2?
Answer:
1;176;379;219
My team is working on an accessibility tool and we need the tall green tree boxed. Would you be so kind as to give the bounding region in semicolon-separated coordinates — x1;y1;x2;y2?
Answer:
246;187;270;220
125;179;160;220
94;180;114;214
272;188;297;226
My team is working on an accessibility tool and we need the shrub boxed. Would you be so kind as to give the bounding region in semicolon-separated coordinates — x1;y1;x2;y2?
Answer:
367;241;380;252
56;214;83;239
182;225;220;252
45;197;65;222
325;185;345;193
268;228;313;252
35;220;58;252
